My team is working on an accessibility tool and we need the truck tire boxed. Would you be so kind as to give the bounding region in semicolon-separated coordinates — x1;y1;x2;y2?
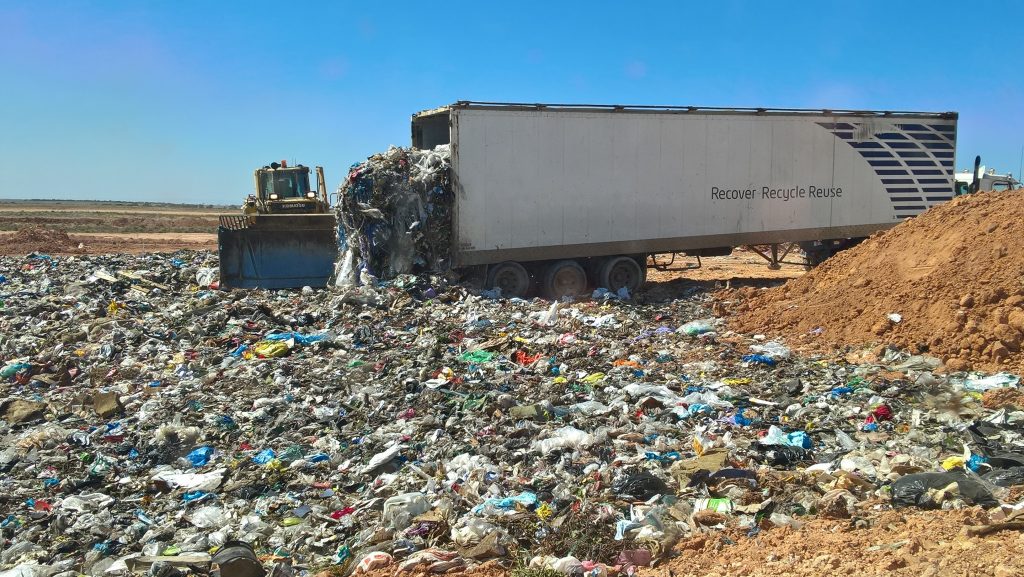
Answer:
599;256;645;294
542;260;587;300
486;261;531;298
799;241;831;268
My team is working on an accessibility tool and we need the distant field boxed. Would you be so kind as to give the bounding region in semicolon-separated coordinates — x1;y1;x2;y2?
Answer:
0;199;231;233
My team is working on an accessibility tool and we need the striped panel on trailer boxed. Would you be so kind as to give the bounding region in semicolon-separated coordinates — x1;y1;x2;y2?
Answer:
817;120;956;218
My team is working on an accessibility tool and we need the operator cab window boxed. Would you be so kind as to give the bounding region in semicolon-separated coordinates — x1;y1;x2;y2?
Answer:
267;172;308;199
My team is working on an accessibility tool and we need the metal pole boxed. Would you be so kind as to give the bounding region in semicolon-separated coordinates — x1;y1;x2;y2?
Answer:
1018;145;1022;187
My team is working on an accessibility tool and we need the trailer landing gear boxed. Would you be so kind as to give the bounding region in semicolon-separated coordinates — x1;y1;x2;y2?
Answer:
748;243;805;269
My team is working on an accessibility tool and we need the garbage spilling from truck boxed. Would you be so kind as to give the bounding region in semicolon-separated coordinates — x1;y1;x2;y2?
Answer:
4;245;1024;577
334;145;453;286
728;190;1024;375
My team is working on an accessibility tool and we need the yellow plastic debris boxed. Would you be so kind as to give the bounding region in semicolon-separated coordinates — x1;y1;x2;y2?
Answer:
941;456;965;470
252;341;290;358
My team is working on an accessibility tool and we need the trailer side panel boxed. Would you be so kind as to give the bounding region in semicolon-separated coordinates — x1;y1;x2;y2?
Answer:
447;106;956;266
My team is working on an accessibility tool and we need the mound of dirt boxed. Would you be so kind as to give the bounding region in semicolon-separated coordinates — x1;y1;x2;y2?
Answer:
650;508;1024;577
727;190;1024;373
1;226;85;255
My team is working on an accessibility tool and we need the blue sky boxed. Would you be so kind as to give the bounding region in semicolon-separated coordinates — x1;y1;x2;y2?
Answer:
1;0;1022;204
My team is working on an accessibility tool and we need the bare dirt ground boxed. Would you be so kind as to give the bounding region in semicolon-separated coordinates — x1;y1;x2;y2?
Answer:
646;246;806;283
0;199;226;235
0;199;227;214
0;228;216;255
0;200;221;254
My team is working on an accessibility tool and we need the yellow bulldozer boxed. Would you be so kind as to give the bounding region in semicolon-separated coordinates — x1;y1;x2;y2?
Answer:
218;161;339;289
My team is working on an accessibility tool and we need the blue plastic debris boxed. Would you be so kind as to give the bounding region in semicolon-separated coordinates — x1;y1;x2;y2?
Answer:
472;491;538;514
253;448;276;464
830;386;854;397
742;354;776;366
187;446;215;467
263;332;327;346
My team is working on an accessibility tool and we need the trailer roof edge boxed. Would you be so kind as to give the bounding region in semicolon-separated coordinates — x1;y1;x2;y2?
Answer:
416;101;956;119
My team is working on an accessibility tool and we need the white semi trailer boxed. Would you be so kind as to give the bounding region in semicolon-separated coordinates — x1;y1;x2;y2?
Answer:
411;102;958;298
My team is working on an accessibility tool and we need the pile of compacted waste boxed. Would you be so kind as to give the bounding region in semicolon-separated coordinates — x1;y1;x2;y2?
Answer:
334;146;452;287
2;250;1024;577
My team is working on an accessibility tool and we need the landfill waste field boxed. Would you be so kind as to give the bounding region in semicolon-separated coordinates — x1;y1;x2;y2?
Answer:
3;194;1024;577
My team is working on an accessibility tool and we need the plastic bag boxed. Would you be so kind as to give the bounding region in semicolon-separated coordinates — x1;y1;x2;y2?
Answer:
754;444;811;466
741;354;776;366
251;341;290;358
612;471;669;500
532;427;596;455
60;493;114;512
891;472;997;508
0;363;32;378
195;267;218;287
760;425;812;449
678;319;714;336
263;332;326;346
151;468;225;491
252;449;276;464
692;497;733;513
473;492;538;515
750;341;791;360
191;505;228;528
451;518;498;546
982;466;1024;487
459;350;494;363
354;552;392;575
570;400;612;415
962;373;1021;392
187;446;214;467
362;444;404;473
382;493;429;529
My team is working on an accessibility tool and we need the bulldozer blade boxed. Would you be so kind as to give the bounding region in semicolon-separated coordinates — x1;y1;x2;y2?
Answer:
218;214;338;289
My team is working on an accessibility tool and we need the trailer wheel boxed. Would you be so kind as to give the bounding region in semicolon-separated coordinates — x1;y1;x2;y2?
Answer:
799;241;831;268
486;261;531;298
542;260;587;300
635;255;648;285
599;256;645;294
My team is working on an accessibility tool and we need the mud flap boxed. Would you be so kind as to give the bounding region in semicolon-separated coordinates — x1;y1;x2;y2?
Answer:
218;214;339;289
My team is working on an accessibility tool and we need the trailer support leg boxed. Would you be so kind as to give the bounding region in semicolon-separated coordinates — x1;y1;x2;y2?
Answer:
649;253;701;272
747;243;800;269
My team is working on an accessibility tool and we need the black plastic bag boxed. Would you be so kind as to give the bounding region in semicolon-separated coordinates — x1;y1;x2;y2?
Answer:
982;466;1024;487
753;443;811;466
891;472;997;508
612;470;670;500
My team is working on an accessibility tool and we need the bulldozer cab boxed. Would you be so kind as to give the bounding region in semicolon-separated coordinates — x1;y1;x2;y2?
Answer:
252;161;326;214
